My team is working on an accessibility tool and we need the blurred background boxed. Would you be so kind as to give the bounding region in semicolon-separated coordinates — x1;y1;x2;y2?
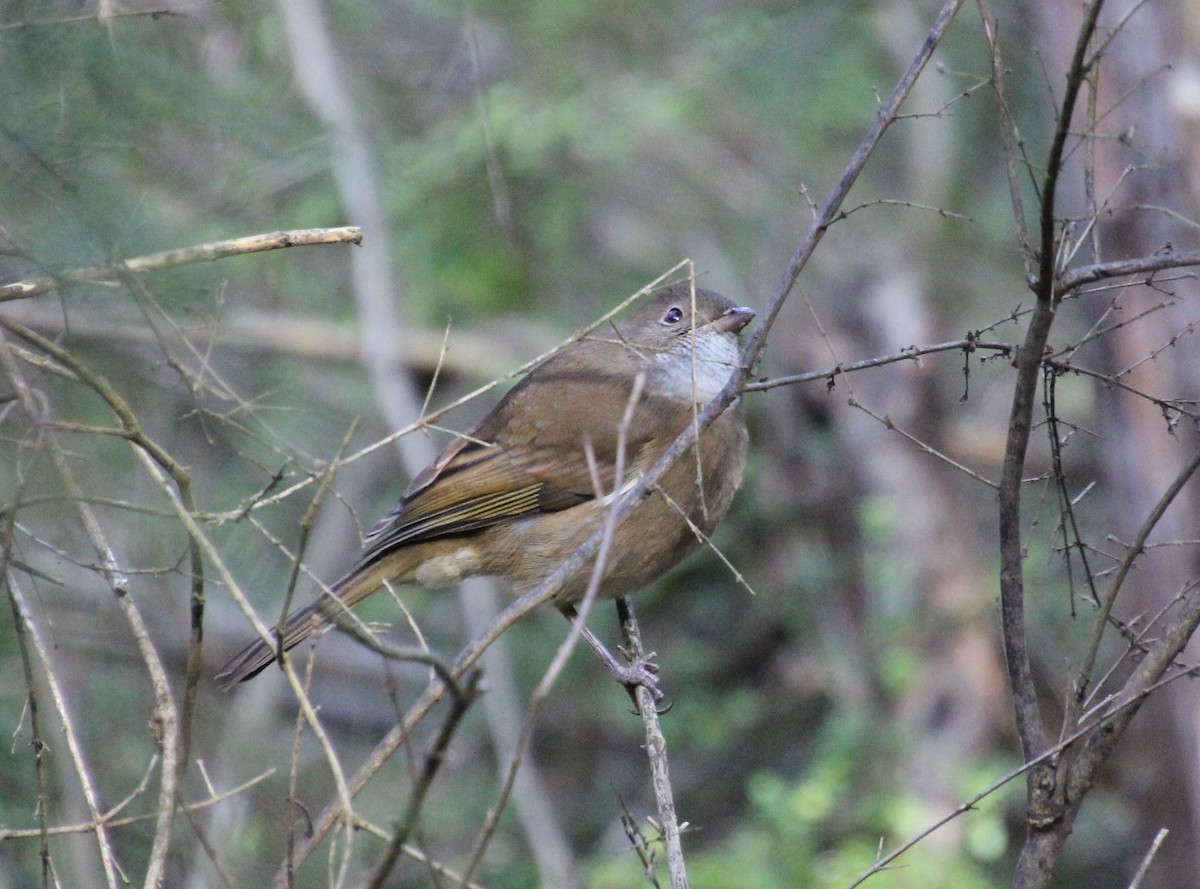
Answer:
2;1;1200;887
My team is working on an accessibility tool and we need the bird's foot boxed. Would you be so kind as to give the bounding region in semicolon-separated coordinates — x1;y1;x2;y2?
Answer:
609;654;670;714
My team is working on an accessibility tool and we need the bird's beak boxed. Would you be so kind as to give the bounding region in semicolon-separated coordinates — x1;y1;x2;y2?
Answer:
709;306;756;335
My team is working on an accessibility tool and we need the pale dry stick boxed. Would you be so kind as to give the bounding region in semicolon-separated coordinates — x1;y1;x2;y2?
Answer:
457;373;649;888
1127;202;1200;232
0;227;363;302
1126;828;1169;889
0;318;206;767
0;7;184;30
618;597;687;889
832;198;973;222
178;805;238;889
86;756;160;831
363;671;482;889
846;396;998;489
616;797;661;887
286;0;969;872
417;319;455;422
0;335;132;889
0;770;275;840
977;0;1035;281
2;573;120;889
2;466;54;887
352;820;488;889
1056;290;1172;361
1083;0;1156;75
656;486;757;597
274;421;360;657
286;645;321;889
54;456;180;889
465;4;513;231
682;267;712;525
132;451;361;887
1115;316;1200;379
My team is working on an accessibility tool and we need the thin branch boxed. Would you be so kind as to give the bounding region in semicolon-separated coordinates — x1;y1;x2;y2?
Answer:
0;227;362;302
844;667;1194;889
618;598;688;889
847;395;998;489
0;335;125;889
363;672;482;889
0;7;185;31
1127;828;1169;889
0;769;276;839
0;316;206;791
1060;250;1200;293
994;1;1107;811
744;337;1015;393
1;451;54;889
1075;446;1200;709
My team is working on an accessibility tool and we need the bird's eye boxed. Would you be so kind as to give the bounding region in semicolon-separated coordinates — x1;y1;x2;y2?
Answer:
662;306;684;325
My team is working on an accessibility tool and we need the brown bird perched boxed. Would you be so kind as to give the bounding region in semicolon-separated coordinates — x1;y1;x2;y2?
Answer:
216;285;753;692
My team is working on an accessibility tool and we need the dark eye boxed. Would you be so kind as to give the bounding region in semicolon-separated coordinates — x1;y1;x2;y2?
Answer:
662;306;684;325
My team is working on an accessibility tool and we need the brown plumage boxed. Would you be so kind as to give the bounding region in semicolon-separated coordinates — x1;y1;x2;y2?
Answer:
216;285;752;688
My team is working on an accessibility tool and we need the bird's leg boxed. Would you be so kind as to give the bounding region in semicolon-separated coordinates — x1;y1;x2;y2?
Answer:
559;604;664;704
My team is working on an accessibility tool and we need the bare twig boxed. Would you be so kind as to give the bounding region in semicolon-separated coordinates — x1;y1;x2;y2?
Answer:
363;671;481;889
0;227;362;302
845;669;1194;889
0;770;276;840
847;395;998;489
993;3;1105;841
1127;828;1169;889
1075;447;1200;702
1;451;54;888
618;597;688;889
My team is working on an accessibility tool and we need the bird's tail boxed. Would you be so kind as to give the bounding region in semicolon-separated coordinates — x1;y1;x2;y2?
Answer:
214;556;405;689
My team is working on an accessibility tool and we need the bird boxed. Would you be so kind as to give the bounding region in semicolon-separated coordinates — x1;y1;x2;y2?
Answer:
216;284;753;692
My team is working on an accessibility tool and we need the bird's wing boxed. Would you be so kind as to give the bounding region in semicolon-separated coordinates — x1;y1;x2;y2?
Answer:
357;359;674;565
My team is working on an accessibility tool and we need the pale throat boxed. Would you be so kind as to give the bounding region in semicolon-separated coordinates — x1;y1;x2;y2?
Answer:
650;331;741;404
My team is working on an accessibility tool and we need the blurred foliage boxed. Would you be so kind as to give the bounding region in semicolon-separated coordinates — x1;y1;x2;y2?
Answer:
3;1;1198;888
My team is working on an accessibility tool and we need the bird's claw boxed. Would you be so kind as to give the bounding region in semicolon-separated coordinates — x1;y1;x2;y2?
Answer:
609;655;669;714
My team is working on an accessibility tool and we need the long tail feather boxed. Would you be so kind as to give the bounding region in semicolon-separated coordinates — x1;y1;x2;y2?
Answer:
214;554;408;689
